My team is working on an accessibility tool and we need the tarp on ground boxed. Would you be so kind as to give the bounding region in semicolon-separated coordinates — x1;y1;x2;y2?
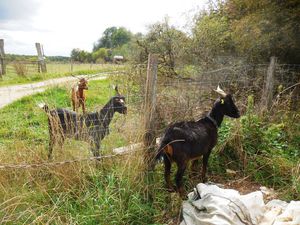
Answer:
181;183;300;225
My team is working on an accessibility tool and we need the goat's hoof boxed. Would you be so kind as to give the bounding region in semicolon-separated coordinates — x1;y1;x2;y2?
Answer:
202;178;208;183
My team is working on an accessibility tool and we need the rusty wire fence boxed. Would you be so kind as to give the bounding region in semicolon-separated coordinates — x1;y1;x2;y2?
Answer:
138;59;300;140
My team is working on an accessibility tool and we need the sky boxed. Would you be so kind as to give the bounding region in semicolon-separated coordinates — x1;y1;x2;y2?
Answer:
0;0;207;56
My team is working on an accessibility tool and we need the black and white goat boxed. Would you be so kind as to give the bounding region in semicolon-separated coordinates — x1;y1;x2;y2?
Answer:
156;86;240;195
40;86;127;159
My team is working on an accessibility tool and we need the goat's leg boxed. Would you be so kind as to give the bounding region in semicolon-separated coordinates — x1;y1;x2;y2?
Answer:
175;161;187;196
56;126;65;151
163;155;174;192
47;121;56;159
202;153;211;183
82;101;86;114
91;139;101;158
48;133;55;159
72;100;76;112
190;159;200;178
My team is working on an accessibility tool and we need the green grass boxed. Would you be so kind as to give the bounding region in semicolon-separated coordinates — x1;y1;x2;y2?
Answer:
0;63;126;87
210;97;300;201
0;78;129;154
0;77;178;224
0;78;299;224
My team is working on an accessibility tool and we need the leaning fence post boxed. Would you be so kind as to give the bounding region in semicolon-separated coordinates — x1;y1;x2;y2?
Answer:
70;59;74;72
35;43;47;73
143;54;158;168
0;39;6;76
143;54;158;202
261;56;276;109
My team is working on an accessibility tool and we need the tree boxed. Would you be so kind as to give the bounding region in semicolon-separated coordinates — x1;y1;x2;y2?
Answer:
192;0;300;63
134;18;189;76
70;48;90;63
191;12;234;65
92;48;109;63
93;27;132;51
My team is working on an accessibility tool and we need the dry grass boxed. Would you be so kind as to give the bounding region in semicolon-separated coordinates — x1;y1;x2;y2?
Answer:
12;61;28;77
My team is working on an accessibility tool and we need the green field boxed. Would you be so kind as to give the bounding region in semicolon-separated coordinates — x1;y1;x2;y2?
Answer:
0;63;125;87
0;77;177;224
0;74;299;224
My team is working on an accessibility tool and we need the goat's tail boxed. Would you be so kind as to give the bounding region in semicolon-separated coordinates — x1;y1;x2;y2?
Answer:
37;102;49;113
155;138;185;162
154;138;186;161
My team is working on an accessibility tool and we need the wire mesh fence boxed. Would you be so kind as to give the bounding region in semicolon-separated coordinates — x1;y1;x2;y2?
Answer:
0;60;299;169
145;61;300;136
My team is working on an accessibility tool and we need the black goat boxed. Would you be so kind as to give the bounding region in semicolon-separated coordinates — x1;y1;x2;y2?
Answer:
40;86;127;159
156;86;240;195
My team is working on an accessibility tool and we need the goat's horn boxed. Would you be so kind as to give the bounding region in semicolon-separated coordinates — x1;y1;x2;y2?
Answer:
214;85;227;97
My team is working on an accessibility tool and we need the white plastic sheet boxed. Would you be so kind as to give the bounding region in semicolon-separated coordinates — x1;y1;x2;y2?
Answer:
181;183;300;225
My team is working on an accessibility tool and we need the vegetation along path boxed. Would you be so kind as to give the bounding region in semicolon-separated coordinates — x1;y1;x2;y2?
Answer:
0;73;107;109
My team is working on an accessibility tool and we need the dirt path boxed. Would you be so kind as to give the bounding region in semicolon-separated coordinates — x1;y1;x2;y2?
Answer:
0;74;107;109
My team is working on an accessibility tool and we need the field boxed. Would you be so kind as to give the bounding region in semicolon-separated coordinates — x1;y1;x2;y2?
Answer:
0;77;172;224
0;63;299;224
1;0;300;223
0;63;125;87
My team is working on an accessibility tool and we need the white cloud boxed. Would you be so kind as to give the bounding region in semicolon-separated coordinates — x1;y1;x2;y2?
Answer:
0;0;207;56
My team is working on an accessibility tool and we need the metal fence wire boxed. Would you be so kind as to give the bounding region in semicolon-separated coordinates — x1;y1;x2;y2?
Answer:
0;62;299;169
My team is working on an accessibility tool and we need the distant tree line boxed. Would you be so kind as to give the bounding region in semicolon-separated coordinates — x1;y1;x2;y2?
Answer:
71;27;133;63
70;0;299;67
5;54;70;63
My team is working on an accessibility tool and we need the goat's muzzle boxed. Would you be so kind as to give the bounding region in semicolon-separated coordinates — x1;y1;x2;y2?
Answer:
233;112;241;118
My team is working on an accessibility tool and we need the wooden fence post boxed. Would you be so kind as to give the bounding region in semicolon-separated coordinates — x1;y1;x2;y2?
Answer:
0;39;6;77
35;43;47;73
261;56;276;109
70;59;74;73
143;54;158;168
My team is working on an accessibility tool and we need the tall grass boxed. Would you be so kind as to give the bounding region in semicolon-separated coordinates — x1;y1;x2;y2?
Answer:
211;96;300;200
0;78;181;224
0;75;299;224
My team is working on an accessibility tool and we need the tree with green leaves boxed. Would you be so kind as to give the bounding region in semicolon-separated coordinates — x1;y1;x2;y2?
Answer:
192;0;300;63
93;27;132;51
134;18;189;76
70;48;90;63
92;48;109;63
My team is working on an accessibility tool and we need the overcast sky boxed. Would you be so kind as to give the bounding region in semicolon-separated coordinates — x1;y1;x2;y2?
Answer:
0;0;207;56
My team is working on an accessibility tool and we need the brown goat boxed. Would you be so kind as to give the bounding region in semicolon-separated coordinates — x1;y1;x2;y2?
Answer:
71;78;88;113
